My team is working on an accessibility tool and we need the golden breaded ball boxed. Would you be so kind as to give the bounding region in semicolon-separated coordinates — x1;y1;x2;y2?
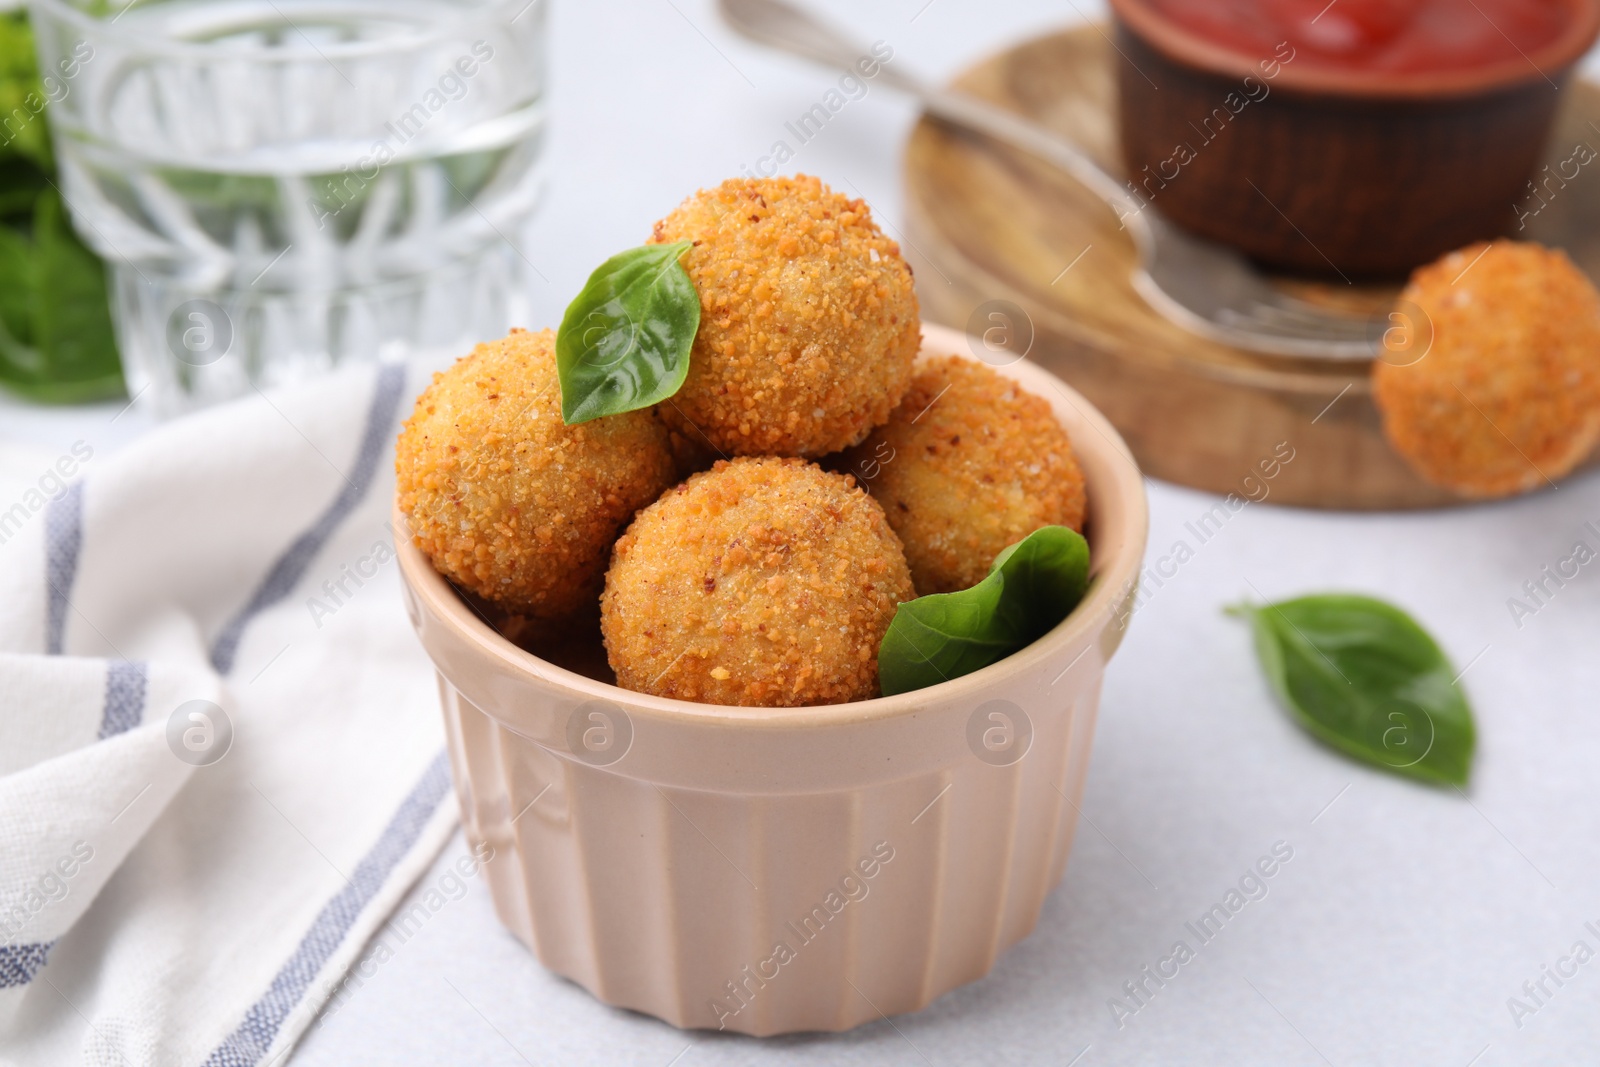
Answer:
839;356;1085;594
397;328;677;619
1373;241;1600;497
648;174;920;457
601;457;915;706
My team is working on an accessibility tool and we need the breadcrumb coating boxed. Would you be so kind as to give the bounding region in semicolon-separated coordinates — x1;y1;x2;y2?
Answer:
396;328;677;619
1373;241;1600;498
601;457;915;706
649;174;920;457
839;355;1086;594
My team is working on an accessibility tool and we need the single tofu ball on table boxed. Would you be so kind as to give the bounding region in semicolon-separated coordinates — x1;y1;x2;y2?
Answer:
1373;240;1600;497
839;355;1086;595
396;327;678;620
601;457;916;706
649;174;920;457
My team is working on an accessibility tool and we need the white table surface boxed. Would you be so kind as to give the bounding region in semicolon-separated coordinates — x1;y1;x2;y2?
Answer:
7;2;1600;1064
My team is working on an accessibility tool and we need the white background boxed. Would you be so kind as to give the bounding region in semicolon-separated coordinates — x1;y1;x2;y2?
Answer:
6;1;1600;1064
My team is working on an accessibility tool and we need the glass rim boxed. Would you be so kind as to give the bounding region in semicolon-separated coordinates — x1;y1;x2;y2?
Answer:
27;0;541;61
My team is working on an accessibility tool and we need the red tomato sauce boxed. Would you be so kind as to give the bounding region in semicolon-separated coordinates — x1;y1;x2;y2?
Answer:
1145;0;1571;74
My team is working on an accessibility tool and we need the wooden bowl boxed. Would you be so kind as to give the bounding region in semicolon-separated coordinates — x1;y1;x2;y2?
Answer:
1108;0;1600;277
901;24;1600;509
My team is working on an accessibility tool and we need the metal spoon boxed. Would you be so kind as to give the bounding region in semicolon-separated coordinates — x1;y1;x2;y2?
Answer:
717;0;1380;360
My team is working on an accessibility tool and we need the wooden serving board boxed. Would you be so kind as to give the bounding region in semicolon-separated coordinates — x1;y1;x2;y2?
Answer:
902;25;1600;510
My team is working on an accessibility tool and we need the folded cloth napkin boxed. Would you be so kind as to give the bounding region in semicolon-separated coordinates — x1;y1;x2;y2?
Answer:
0;362;455;1066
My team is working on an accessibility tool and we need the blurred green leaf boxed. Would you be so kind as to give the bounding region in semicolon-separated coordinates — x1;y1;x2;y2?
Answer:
0;11;123;403
0;156;49;221
0;189;123;402
0;11;55;174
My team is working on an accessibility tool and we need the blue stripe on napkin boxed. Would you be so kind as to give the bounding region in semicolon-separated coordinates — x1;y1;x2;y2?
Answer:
209;364;406;675
98;661;148;739
43;482;83;655
0;941;54;988
201;750;451;1067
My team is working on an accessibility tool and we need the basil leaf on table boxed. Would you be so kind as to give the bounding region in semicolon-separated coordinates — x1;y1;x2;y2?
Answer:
555;241;699;424
1229;593;1475;786
879;526;1091;697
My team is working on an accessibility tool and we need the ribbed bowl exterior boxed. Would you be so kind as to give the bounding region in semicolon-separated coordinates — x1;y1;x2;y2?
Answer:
397;325;1149;1035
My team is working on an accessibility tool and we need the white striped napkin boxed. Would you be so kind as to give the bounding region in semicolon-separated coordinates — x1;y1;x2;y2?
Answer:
0;362;455;1066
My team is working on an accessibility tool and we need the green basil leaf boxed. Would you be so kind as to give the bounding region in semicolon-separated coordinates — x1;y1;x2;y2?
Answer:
0;157;50;223
1229;593;1475;787
879;526;1090;696
0;12;56;175
0;213;35;353
0;10;125;404
555;241;699;424
0;189;123;403
34;190;119;385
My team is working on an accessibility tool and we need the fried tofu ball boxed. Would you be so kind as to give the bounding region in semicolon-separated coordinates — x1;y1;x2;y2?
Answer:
1373;241;1600;497
648;174;920;457
601;457;915;706
839;356;1085;594
397;328;677;619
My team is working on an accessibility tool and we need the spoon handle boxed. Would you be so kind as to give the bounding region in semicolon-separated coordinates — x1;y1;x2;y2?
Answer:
717;0;1145;227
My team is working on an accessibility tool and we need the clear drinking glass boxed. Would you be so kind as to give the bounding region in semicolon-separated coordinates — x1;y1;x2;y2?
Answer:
28;0;547;415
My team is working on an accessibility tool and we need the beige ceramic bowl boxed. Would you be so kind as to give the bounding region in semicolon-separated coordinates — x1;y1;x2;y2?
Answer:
395;323;1149;1035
